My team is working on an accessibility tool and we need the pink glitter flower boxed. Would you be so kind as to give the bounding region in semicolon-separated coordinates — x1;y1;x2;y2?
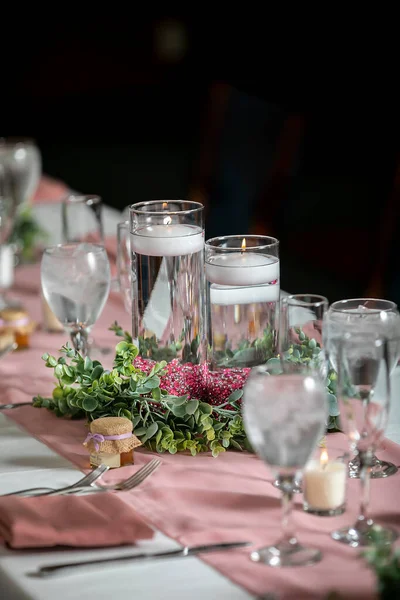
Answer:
133;357;250;406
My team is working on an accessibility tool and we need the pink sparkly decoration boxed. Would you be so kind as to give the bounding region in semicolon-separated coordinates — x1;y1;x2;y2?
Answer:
133;357;250;406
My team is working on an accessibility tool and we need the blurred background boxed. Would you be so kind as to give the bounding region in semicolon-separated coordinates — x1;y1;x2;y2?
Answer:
3;14;400;304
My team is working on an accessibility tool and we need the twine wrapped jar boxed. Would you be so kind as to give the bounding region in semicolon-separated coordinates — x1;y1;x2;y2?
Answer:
0;307;36;349
84;416;142;469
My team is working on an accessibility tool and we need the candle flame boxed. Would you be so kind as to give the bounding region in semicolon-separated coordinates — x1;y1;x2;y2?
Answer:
320;448;329;468
241;238;246;252
162;202;168;209
163;216;172;225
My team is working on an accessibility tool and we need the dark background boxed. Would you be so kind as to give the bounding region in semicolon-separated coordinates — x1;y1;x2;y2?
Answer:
3;15;400;303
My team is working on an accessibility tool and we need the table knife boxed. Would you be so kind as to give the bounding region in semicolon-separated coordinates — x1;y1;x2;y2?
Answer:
36;541;251;577
0;403;33;410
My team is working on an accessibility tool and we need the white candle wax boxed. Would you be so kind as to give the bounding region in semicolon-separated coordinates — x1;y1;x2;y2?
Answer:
210;283;280;305
131;224;204;257
303;459;347;510
0;245;14;289
206;253;279;286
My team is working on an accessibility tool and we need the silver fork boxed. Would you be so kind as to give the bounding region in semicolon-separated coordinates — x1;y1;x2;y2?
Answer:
50;458;161;496
0;465;109;497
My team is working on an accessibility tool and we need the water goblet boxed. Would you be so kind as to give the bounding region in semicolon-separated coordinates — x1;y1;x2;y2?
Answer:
323;298;400;478
41;243;111;356
330;331;398;547
243;369;328;566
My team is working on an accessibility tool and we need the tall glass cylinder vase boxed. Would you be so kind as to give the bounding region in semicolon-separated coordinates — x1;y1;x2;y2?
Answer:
205;235;280;370
130;200;205;364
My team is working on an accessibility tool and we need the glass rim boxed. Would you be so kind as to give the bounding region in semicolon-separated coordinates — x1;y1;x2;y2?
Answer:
129;200;204;216
205;234;279;251
330;298;397;313
42;242;107;257
63;194;102;206
284;293;329;308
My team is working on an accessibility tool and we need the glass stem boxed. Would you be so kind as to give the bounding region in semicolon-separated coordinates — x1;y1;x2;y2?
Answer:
277;474;297;544
70;328;89;357
358;451;373;529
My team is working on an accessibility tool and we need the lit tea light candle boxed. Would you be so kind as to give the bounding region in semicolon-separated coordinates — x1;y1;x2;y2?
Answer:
131;224;204;257
206;238;280;287
303;447;347;516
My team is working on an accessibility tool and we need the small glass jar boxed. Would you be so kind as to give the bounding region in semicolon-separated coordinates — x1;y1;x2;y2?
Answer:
0;307;35;349
83;416;142;469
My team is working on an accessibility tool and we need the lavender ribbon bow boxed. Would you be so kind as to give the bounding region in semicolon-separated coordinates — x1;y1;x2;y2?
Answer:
84;431;132;452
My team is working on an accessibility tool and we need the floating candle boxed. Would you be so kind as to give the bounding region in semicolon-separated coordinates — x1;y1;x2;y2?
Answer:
303;448;347;515
206;253;280;286
131;224;204;257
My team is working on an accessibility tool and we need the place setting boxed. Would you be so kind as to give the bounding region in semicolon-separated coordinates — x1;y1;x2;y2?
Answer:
0;189;400;599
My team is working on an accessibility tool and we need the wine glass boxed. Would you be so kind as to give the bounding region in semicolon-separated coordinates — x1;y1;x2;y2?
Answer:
117;220;131;313
243;370;328;567
0;139;41;207
41;243;111;356
271;294;329;493
323;298;400;478
62;194;104;244
330;331;398;547
0;163;17;309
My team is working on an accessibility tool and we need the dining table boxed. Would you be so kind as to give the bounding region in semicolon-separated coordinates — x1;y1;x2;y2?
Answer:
0;187;399;600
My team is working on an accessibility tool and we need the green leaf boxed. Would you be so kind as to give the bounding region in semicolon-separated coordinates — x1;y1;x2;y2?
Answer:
185;400;199;415
134;427;147;436
145;422;159;439
144;376;160;389
91;365;104;380
152;387;161;401
227;389;243;402
84;356;93;371
82;396;99;412
171;404;187;418
132;415;142;428
199;402;213;414
169;396;187;407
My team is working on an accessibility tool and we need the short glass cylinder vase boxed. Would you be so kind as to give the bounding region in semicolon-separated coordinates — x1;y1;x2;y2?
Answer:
205;235;280;370
130;200;205;364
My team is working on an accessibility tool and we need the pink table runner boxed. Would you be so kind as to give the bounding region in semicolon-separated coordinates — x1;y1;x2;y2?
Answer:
2;264;399;599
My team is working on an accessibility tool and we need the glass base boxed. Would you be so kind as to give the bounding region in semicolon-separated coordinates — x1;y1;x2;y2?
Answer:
250;538;322;567
273;479;302;494
348;454;398;479
332;519;398;548
303;502;345;517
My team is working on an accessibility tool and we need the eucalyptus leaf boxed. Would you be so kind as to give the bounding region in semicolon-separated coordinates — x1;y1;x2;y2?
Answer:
185;400;199;415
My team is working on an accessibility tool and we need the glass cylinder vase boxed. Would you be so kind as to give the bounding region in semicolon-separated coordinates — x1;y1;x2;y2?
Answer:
205;235;280;370
129;200;205;364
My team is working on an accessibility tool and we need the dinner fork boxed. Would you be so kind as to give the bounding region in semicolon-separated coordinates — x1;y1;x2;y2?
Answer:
0;464;109;497
49;458;161;496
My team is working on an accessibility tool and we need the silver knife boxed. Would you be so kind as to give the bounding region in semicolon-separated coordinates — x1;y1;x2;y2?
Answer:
0;403;33;410
36;541;251;577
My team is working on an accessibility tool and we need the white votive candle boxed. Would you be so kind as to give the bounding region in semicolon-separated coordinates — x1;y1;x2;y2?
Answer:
206;253;279;286
303;452;347;513
210;283;280;305
131;224;204;257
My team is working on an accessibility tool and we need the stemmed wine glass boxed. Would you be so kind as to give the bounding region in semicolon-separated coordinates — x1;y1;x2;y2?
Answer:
41;243;111;356
117;220;131;313
0;138;41;207
243;370;328;566
0;163;17;309
323;299;400;478
329;331;398;547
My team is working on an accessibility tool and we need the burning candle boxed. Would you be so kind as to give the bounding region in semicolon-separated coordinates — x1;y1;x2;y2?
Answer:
130;224;204;257
206;238;279;287
303;447;347;516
